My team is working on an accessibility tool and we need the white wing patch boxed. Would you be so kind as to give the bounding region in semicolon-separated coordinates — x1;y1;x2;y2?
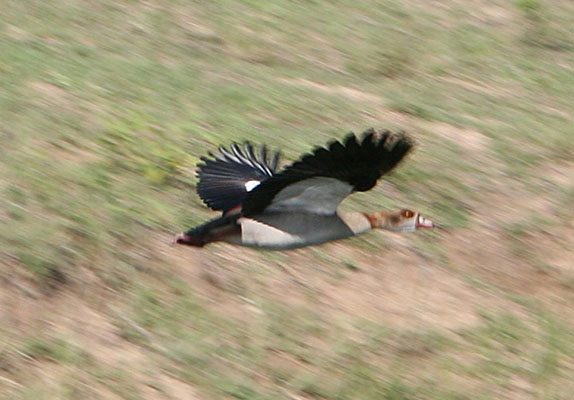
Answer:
265;177;353;215
244;180;261;192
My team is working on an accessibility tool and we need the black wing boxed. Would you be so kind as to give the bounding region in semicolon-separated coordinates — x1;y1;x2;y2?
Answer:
241;129;413;216
196;142;280;213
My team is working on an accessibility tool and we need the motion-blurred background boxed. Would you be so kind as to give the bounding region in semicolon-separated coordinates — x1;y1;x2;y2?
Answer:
1;1;573;399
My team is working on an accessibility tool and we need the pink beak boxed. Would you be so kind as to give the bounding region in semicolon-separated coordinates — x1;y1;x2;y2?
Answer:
416;215;434;229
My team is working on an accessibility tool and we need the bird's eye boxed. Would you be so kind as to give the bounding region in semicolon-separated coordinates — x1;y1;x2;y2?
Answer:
401;209;414;218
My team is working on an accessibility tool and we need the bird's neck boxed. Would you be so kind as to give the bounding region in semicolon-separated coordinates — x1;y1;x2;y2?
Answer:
337;211;375;235
362;211;396;230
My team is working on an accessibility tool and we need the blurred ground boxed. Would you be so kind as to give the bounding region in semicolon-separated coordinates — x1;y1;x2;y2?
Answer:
1;0;573;399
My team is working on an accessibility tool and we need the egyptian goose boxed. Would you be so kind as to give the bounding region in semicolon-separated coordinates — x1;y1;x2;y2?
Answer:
175;129;434;250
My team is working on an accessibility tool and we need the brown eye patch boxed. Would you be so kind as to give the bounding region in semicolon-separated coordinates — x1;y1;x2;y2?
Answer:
401;209;414;218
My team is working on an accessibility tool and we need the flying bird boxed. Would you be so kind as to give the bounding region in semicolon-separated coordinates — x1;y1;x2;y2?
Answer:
175;128;434;250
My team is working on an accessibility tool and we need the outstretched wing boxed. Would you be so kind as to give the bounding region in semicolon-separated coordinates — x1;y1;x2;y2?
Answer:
196;142;280;214
241;129;413;216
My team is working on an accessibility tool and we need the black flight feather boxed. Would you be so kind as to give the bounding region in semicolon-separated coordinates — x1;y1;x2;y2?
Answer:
241;129;414;216
196;142;281;213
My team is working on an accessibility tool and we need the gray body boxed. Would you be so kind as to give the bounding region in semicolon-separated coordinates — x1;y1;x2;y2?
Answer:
223;211;372;250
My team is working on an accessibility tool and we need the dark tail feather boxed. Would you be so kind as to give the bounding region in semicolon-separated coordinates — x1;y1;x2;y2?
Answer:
174;232;208;247
176;214;241;247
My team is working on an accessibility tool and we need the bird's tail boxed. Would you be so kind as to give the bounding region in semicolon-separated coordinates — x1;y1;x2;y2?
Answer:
175;214;241;247
173;232;208;247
